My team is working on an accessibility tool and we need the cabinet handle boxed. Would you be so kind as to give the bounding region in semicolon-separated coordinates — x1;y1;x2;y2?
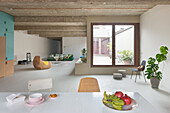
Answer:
6;57;7;60
6;28;8;32
6;62;7;64
4;21;6;24
4;33;6;37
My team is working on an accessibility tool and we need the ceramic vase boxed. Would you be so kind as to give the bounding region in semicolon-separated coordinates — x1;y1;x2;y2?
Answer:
150;77;160;88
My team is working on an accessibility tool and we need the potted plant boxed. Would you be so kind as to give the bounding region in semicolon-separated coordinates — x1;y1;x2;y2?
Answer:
81;48;87;63
118;50;134;65
145;46;168;88
81;48;87;56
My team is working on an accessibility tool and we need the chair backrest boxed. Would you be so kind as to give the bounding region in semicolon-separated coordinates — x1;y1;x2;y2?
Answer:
78;77;100;92
33;56;41;68
141;60;146;70
28;78;52;91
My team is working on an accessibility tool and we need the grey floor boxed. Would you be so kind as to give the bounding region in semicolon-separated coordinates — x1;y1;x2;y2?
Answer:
0;60;170;113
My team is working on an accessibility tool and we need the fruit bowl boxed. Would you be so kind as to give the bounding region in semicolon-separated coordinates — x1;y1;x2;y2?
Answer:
103;98;137;110
103;91;138;111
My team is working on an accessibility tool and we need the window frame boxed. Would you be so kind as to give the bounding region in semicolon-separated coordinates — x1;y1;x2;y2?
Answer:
91;23;140;67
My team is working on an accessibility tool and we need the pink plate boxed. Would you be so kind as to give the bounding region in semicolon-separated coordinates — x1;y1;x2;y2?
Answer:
26;98;45;106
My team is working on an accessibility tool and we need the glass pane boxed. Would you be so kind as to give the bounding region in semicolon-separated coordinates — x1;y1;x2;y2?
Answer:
115;25;134;65
93;25;112;65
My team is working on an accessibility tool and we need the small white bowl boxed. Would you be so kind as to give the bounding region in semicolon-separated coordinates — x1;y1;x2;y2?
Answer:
29;93;42;103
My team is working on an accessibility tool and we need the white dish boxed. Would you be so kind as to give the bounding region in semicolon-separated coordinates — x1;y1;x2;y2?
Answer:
29;93;42;98
29;93;43;103
26;98;45;106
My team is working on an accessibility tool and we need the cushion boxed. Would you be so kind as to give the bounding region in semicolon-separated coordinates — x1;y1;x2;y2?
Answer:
113;73;122;79
43;61;49;65
138;65;144;71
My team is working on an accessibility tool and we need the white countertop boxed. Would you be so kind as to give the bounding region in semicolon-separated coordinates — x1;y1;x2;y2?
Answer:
0;92;159;113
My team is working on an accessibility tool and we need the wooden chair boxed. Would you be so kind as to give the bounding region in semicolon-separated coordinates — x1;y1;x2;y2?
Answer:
28;78;52;91
78;77;100;92
33;56;52;70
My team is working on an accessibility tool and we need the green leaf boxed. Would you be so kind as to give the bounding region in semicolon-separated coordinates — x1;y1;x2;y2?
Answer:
148;57;155;64
160;46;168;55
147;76;151;79
145;46;168;80
146;68;153;73
156;71;162;76
156;54;166;62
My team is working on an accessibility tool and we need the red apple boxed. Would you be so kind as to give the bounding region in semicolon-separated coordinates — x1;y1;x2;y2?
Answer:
121;94;131;105
114;91;123;98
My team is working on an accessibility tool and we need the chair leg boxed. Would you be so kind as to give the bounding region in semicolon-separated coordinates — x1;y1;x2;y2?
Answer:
131;71;133;79
143;71;146;83
139;72;141;79
135;72;137;82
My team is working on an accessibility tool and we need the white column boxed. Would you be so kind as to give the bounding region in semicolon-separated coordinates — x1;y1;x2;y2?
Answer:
99;38;101;55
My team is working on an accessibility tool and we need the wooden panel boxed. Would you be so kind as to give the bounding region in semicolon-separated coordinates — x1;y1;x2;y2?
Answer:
0;37;6;77
4;60;14;76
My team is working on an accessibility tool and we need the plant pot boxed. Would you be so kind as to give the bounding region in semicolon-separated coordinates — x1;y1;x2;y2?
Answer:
123;60;131;65
150;77;160;88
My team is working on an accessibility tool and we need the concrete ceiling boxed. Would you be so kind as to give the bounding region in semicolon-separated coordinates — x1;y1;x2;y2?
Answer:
0;0;170;39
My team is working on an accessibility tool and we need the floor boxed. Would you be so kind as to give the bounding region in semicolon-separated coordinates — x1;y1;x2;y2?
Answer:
0;60;170;113
93;54;134;65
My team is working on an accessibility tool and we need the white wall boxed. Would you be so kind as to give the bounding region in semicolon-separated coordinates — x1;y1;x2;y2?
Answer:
75;16;140;75
63;37;86;58
14;31;59;62
140;5;170;90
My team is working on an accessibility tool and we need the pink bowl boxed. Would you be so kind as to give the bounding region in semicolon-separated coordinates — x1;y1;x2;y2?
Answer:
29;93;42;103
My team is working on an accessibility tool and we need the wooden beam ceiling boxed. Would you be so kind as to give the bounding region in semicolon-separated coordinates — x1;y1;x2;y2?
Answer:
1;0;170;39
14;16;87;38
1;0;170;16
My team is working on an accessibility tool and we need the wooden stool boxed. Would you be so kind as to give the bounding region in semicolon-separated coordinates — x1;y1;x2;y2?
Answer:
78;77;100;92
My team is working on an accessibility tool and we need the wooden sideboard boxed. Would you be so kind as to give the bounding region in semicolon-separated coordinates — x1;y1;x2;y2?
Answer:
0;37;14;78
0;37;6;77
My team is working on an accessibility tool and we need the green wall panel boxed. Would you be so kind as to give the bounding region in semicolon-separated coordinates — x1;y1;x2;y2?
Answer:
0;11;14;61
0;22;5;36
6;32;14;61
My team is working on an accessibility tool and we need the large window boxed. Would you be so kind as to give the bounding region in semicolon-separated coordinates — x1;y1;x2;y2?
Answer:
91;23;140;67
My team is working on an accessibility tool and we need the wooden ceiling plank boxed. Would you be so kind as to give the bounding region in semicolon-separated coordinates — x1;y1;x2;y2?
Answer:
14;26;86;31
15;16;86;22
15;22;86;26
40;34;86;37
27;31;86;35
